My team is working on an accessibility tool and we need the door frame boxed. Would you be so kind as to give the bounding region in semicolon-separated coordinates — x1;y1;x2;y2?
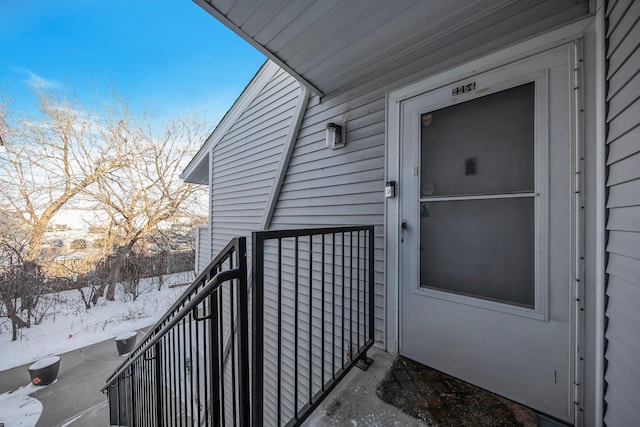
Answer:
384;20;589;422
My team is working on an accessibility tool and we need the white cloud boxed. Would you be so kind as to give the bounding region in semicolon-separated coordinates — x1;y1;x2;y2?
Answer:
20;69;62;90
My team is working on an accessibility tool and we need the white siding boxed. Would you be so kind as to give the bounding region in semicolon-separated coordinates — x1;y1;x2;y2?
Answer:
269;92;386;346
210;69;302;255
260;71;389;425
604;0;640;425
194;224;211;273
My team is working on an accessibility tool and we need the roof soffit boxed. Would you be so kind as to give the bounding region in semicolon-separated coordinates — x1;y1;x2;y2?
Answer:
195;0;590;97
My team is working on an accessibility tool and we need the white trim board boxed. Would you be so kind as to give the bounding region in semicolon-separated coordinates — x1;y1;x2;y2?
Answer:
261;84;310;230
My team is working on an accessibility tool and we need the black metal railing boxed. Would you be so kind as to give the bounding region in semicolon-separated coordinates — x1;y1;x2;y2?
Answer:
252;226;375;427
102;237;248;427
103;226;375;426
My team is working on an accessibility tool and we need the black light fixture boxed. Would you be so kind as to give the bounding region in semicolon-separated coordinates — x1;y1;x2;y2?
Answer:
325;122;346;149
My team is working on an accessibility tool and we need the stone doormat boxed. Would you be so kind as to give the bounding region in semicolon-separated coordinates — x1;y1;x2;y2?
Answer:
376;356;539;426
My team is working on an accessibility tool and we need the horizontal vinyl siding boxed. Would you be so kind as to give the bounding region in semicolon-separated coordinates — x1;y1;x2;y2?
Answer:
270;89;387;345
604;0;640;425
195;225;210;273
258;231;374;426
210;70;301;255
256;78;386;424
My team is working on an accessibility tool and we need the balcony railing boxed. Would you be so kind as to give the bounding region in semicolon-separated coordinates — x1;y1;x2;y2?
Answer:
102;237;248;426
103;226;375;426
252;226;375;427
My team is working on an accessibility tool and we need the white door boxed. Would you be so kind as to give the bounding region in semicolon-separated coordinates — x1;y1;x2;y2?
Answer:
399;45;577;422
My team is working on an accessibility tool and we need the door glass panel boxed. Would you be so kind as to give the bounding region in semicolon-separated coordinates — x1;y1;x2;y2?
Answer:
420;83;534;197
420;198;535;308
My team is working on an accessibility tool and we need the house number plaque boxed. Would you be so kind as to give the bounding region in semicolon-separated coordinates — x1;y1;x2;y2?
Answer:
451;82;476;96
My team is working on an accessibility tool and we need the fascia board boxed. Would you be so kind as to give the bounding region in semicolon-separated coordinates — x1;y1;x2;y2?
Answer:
192;0;324;97
180;60;280;182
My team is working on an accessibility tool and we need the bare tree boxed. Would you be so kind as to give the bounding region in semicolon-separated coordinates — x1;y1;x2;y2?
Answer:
89;111;208;300
0;91;133;334
0;91;133;262
0;210;32;340
0;90;208;328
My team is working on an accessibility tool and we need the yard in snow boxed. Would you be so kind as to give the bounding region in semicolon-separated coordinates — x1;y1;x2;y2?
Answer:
0;272;194;427
0;271;193;372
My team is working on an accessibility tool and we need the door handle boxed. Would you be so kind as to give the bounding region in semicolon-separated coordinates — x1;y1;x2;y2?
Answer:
401;220;407;242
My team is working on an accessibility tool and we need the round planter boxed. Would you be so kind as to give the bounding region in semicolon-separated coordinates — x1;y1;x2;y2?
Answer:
28;356;61;386
115;331;137;355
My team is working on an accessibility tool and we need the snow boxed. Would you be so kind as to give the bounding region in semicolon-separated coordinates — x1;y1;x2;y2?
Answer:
0;383;44;427
0;271;195;426
0;271;194;372
28;356;60;370
114;331;138;341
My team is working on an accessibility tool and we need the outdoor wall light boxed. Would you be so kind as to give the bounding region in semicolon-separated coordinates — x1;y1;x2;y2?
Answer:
325;122;346;149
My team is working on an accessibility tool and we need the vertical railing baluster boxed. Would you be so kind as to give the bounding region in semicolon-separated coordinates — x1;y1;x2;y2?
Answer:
162;336;168;427
130;365;136;427
117;377;122;426
194;306;201;426
230;271;237;426
209;291;221;426
145;358;149;426
217;287;225;426
203;293;209;424
294;235;299;419
236;237;249;427
155;343;163;427
368;228;375;344
142;356;146;427
308;235;313;403
252;233;264;427
349;231;354;361
357;230;361;349
171;329;177;425
277;237;282;426
341;232;345;370
188;313;194;427
332;233;336;378
181;316;186;426
321;233;326;389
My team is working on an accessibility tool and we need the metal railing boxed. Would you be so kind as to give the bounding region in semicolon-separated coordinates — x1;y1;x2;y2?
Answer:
103;226;375;426
252;226;375;427
102;237;248;427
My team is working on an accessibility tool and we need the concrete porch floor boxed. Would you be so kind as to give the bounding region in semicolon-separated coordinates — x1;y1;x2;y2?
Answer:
303;347;568;427
304;347;427;427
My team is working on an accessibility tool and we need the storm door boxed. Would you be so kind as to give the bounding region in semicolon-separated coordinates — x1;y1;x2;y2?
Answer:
399;45;577;422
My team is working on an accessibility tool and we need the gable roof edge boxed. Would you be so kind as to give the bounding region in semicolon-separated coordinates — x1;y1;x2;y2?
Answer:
181;60;281;183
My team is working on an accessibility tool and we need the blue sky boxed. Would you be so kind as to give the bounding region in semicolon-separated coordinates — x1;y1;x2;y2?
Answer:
0;0;265;123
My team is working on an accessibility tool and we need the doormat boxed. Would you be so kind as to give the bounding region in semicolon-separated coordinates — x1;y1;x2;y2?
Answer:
376;356;538;426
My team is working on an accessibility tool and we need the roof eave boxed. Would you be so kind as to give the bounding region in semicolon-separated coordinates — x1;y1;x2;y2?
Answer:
181;60;283;184
192;0;324;97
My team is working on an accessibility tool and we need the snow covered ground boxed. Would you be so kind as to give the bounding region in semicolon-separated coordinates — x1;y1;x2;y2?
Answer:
0;271;195;427
0;383;44;427
0;271;194;372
